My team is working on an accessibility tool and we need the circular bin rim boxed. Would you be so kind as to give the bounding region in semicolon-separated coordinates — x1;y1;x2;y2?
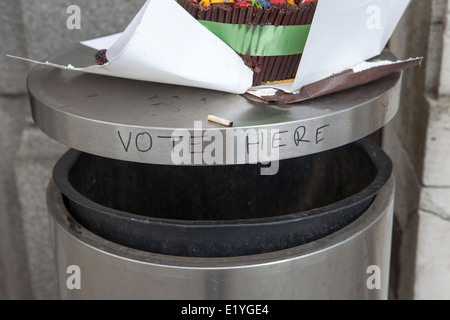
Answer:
52;139;392;228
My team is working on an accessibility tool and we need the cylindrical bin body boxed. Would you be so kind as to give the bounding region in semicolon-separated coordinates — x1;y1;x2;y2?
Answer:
47;139;394;299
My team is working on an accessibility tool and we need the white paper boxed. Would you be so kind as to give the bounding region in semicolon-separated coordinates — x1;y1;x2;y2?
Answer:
12;0;411;95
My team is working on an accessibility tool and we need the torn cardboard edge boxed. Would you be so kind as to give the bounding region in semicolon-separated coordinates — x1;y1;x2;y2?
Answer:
246;56;423;104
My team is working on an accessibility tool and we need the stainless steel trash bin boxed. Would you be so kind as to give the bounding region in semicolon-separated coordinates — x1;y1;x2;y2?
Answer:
27;45;402;300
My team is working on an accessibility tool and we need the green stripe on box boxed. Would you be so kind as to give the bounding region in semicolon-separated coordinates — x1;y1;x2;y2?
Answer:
199;20;311;56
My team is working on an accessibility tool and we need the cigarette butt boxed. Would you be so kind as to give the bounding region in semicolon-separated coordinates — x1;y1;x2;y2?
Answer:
207;114;233;127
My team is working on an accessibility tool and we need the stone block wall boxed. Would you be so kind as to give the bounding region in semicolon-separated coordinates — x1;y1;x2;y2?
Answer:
0;0;449;299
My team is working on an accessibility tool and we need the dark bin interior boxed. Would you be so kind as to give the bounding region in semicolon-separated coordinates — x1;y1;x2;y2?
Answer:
53;139;392;257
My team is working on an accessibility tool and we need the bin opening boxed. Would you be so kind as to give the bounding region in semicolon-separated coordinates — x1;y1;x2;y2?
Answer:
54;139;392;257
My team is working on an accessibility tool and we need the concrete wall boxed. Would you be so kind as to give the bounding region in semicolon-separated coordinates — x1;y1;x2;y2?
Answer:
385;0;450;300
0;0;449;299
